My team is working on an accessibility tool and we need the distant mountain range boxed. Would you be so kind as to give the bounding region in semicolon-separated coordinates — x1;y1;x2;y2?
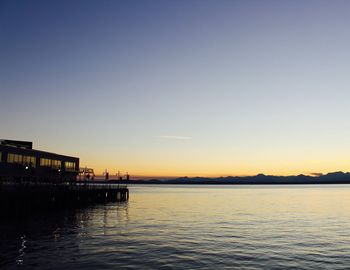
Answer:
112;171;350;184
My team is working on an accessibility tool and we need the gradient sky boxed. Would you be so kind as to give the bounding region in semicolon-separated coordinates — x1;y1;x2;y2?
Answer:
1;0;350;177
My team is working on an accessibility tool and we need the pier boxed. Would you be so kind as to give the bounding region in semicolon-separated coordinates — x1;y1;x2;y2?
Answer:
0;181;129;214
0;140;130;215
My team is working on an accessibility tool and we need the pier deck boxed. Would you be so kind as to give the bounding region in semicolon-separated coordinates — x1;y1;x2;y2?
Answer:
0;181;129;213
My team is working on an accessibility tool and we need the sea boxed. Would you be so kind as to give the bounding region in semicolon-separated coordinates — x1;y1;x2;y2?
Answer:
2;184;350;269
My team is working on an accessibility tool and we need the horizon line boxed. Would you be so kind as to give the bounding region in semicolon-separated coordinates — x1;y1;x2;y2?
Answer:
92;171;348;180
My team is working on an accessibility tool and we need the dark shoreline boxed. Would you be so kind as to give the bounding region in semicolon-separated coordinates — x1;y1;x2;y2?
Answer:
108;171;350;185
121;181;350;185
126;182;350;185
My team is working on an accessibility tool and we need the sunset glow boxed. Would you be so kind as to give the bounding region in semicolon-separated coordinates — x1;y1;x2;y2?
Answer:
2;1;350;177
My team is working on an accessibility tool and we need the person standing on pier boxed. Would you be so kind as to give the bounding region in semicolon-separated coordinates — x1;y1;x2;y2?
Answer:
104;169;109;181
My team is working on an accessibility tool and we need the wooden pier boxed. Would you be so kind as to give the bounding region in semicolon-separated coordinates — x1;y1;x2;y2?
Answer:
0;181;129;213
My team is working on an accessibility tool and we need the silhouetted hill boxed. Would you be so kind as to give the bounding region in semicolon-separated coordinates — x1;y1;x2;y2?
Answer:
113;171;350;184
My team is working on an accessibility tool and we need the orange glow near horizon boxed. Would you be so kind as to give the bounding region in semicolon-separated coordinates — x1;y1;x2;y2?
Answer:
69;133;350;179
32;141;350;179
86;161;350;179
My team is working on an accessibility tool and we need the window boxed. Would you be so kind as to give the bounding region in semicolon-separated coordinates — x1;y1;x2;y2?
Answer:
0;152;2;162
65;161;76;171
22;156;36;167
40;158;51;167
30;156;36;167
51;160;61;169
23;156;36;168
7;153;35;167
7;153;23;164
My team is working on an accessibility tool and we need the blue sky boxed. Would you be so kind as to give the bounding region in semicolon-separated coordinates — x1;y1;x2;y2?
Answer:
1;0;350;176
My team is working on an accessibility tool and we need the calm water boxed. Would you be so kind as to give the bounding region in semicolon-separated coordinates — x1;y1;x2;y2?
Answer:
2;185;350;269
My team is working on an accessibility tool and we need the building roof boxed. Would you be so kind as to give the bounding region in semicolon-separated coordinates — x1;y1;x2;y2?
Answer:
0;140;79;160
0;139;33;149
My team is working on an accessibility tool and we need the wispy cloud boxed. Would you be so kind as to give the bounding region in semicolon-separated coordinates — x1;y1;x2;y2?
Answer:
156;135;192;140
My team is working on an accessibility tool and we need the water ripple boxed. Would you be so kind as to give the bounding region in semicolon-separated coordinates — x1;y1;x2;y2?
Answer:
2;185;350;269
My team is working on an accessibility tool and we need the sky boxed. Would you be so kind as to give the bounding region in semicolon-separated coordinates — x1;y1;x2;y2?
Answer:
1;0;350;177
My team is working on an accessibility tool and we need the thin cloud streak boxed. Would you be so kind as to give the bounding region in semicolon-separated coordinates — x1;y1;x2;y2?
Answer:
156;135;192;140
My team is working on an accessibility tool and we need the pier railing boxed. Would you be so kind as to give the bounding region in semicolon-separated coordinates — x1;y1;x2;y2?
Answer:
74;182;128;190
0;179;128;191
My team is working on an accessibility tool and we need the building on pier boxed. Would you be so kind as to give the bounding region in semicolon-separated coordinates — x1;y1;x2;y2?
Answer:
0;139;79;182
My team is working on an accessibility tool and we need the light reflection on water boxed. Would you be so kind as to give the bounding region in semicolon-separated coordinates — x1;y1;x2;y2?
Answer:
2;185;350;269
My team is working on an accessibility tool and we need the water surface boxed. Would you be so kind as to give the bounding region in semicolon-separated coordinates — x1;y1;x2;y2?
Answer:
2;185;350;269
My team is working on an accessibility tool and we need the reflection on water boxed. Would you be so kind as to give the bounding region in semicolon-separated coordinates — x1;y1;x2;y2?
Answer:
2;185;350;269
15;235;26;265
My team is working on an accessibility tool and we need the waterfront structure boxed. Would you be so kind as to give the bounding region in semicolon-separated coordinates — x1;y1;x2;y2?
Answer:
0;139;79;182
0;140;129;209
79;167;95;180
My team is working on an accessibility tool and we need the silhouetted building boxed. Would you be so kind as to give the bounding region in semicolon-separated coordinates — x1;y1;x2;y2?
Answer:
0;139;79;182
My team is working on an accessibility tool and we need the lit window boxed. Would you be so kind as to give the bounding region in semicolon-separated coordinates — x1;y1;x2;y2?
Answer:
30;156;36;167
51;160;61;169
8;153;14;163
65;161;75;171
40;158;51;167
15;154;22;163
23;156;36;168
7;153;23;164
